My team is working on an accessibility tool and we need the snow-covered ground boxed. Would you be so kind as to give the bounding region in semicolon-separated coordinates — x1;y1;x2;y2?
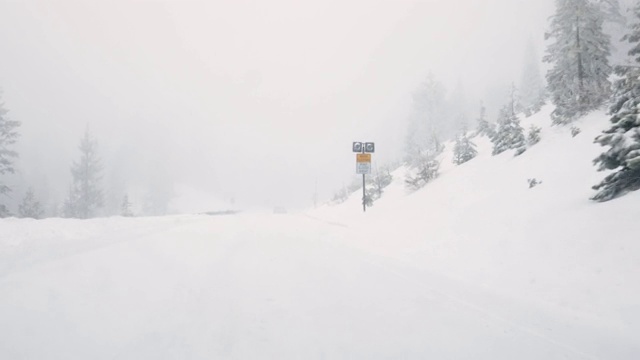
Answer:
1;106;639;359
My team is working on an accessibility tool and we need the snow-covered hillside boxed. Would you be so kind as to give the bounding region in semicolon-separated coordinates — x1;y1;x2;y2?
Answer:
1;106;638;359
311;105;640;355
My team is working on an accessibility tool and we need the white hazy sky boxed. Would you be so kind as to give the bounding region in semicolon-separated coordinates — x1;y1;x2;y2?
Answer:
0;0;557;211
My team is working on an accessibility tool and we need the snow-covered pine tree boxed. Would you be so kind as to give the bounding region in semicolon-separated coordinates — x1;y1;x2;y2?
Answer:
65;128;104;219
121;194;134;217
453;129;478;165
492;100;526;156
592;3;640;201
528;125;542;145
520;39;547;116
544;0;612;124
475;102;495;138
0;92;21;217
18;188;44;219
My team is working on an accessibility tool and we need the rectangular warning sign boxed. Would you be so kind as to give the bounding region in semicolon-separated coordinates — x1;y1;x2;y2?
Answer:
356;153;371;163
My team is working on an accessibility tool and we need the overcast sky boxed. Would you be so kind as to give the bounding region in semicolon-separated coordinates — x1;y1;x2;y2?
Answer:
0;0;559;211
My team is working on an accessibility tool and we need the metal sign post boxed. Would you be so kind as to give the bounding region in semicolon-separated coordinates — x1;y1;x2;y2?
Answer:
353;142;375;212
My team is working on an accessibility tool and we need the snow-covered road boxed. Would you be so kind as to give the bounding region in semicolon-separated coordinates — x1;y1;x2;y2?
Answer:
1;213;636;359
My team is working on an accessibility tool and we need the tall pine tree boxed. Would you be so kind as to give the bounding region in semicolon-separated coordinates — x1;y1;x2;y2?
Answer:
0;92;20;217
65;128;104;219
544;0;612;124
592;3;640;201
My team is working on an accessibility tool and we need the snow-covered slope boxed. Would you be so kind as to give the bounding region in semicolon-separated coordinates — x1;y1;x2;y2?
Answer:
0;106;638;359
310;105;640;354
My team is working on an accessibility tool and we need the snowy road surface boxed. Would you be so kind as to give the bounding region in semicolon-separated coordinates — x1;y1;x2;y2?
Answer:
0;213;637;359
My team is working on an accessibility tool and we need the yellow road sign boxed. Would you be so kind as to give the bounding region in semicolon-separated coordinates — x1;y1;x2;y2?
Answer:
356;153;371;163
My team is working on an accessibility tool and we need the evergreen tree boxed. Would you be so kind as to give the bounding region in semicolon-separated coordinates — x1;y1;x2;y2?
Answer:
492;103;526;156
475;102;496;138
528;125;543;146
18;188;44;219
121;194;134;217
65;128;104;219
592;3;640;201
0;92;20;217
544;0;612;124
519;39;547;116
453;130;478;165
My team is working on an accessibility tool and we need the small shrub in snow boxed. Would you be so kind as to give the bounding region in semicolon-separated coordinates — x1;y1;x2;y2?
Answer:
571;126;581;137
365;167;393;205
405;150;440;191
363;192;374;207
528;178;542;188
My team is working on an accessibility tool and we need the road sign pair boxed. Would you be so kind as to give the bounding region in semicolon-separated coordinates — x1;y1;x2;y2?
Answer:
352;142;375;153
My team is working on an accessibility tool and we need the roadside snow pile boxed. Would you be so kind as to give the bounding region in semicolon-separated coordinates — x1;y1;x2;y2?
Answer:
0;215;207;276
